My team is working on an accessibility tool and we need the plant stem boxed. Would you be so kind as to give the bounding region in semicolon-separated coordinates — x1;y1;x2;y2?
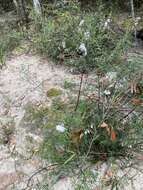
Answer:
75;73;84;111
130;0;137;41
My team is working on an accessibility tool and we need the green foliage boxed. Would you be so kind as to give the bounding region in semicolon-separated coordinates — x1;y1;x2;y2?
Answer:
33;2;131;73
0;30;22;66
46;88;62;97
120;54;143;80
64;80;76;90
27;77;143;164
3;126;14;136
0;124;15;144
25;77;142;189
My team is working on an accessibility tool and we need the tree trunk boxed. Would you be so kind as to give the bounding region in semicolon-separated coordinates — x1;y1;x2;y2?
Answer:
13;0;29;25
33;0;42;15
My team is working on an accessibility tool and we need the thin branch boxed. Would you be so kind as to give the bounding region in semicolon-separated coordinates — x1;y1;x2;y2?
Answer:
74;73;84;111
130;0;137;41
119;106;137;122
22;163;59;190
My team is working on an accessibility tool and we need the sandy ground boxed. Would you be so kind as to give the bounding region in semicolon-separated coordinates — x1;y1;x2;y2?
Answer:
0;54;78;189
0;54;143;190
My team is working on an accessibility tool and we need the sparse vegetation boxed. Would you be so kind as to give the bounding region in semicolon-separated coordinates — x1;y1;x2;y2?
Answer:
64;80;76;90
0;0;143;189
25;72;143;188
0;29;22;66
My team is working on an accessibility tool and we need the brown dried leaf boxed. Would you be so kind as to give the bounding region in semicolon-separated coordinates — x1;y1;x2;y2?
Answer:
130;81;142;95
71;129;84;146
111;128;116;142
100;122;108;128
106;170;113;178
131;98;143;106
100;122;110;135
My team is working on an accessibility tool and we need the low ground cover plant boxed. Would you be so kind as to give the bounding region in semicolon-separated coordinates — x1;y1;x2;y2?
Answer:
24;69;143;188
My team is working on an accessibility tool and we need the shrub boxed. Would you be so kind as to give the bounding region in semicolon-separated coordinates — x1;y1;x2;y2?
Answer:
33;1;131;73
41;94;142;162
23;68;142;190
22;58;143;188
24;68;142;165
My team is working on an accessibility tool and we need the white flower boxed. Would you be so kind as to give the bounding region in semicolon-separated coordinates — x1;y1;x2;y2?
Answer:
78;43;87;56
56;123;66;133
136;16;141;21
107;18;111;23
137;16;141;20
79;19;85;27
84;129;90;135
104;89;111;96
103;18;111;29
84;31;90;40
62;41;66;49
135;17;141;26
106;72;117;81
90;124;94;129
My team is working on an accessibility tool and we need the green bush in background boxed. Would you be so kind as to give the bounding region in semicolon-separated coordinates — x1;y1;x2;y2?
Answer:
33;2;131;73
0;30;22;66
